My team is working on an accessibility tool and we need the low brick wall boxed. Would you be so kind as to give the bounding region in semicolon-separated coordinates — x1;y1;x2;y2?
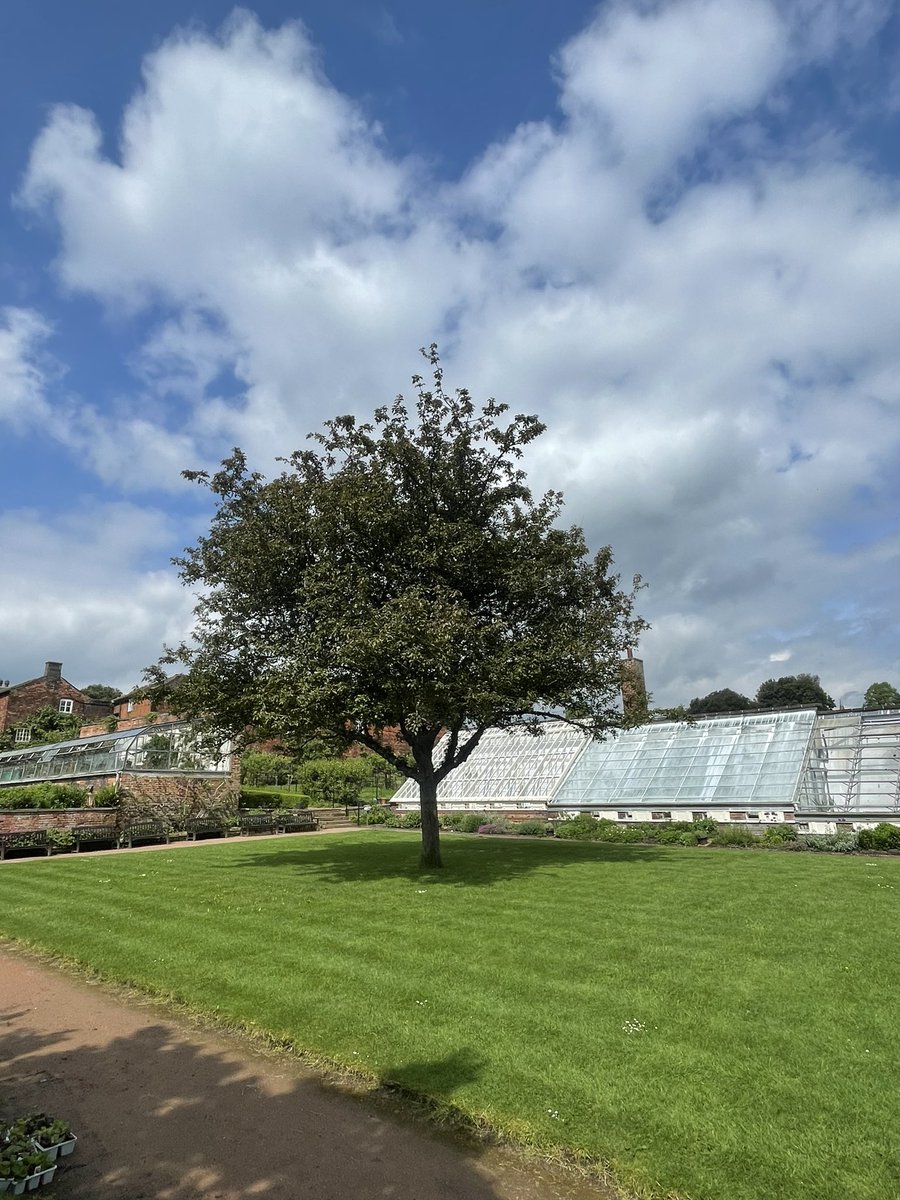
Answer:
0;808;118;835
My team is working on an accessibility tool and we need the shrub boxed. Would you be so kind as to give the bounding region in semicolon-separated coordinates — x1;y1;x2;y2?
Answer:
590;818;627;842
762;823;798;845
691;817;719;837
398;810;422;829
92;784;121;806
0;783;89;810
477;822;512;835
515;820;553;836
622;822;658;842
802;832;859;853
677;831;700;846
456;812;495;833
657;828;685;844
361;803;394;824
554;814;602;840
857;823;900;851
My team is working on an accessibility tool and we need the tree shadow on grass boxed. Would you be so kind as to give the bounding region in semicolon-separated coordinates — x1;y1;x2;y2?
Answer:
379;1046;486;1100
225;833;670;887
0;1000;539;1200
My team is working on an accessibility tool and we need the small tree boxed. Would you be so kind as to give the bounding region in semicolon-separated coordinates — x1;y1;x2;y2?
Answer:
688;688;754;715
153;348;645;867
756;674;835;710
297;758;369;807
240;751;296;788
863;682;900;709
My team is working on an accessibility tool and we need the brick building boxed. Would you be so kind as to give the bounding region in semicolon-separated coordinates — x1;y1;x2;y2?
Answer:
0;662;111;743
78;685;182;738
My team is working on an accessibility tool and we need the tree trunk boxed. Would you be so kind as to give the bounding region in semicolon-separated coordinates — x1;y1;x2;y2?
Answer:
418;775;443;869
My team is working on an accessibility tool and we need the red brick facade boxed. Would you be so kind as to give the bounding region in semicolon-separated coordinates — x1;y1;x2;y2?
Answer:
0;663;111;737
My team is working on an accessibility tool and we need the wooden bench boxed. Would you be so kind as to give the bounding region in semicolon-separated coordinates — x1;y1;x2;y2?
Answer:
120;820;169;848
184;816;232;841
238;812;280;835
0;830;50;860
73;824;119;852
278;810;318;833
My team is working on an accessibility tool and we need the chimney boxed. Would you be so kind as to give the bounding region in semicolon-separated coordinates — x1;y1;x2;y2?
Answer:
620;650;648;723
44;661;62;683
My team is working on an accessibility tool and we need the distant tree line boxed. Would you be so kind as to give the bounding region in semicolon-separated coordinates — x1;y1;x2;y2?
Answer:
681;674;900;717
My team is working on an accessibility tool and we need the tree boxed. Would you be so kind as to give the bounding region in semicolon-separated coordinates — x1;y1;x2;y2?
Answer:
152;348;645;867
81;683;120;702
297;758;370;808
863;681;900;709
688;688;754;715
240;751;297;788
755;674;835;710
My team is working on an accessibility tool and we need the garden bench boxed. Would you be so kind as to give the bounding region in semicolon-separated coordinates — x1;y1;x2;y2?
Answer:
239;812;279;835
185;816;232;841
73;824;119;852
278;810;318;833
0;830;51;860
120;820;169;848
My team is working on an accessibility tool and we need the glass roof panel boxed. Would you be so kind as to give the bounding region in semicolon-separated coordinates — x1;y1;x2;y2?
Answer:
0;722;230;786
392;722;590;806
550;711;817;808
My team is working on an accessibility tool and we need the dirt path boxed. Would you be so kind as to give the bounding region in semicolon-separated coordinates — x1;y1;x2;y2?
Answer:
0;946;614;1200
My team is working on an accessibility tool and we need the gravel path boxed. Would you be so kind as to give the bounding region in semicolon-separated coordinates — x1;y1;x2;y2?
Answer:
0;945;614;1200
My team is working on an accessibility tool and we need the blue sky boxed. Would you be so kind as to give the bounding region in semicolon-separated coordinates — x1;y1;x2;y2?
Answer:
2;0;900;706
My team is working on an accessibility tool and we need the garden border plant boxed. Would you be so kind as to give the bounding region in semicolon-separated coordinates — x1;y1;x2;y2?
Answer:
362;808;900;855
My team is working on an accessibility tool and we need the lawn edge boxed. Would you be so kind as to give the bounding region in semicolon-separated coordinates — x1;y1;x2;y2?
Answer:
0;933;684;1200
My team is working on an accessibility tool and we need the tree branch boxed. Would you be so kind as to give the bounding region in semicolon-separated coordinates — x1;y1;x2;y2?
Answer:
435;725;487;782
351;728;416;778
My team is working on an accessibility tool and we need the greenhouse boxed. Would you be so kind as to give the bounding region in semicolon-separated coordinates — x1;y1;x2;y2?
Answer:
0;722;231;787
392;708;900;831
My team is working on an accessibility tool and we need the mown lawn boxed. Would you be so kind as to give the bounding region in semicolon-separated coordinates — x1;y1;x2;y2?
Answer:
0;833;897;1200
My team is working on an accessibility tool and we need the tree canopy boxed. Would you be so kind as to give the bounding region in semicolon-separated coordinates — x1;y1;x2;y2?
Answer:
863;681;900;709
155;348;645;866
755;674;835;710
80;683;120;702
687;688;753;715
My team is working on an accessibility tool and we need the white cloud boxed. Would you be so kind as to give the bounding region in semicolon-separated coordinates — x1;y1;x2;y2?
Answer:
0;307;53;428
14;2;900;702
0;503;197;692
557;0;786;180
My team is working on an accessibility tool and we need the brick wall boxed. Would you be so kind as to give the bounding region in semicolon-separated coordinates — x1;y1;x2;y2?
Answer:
0;808;117;835
118;773;239;830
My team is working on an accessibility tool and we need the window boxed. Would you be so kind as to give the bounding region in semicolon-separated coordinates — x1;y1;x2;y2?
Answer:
747;812;760;821
692;811;707;821
782;812;794;821
126;700;135;713
651;811;672;821
617;811;633;820
796;822;809;832
58;698;74;714
729;811;747;821
14;727;31;744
